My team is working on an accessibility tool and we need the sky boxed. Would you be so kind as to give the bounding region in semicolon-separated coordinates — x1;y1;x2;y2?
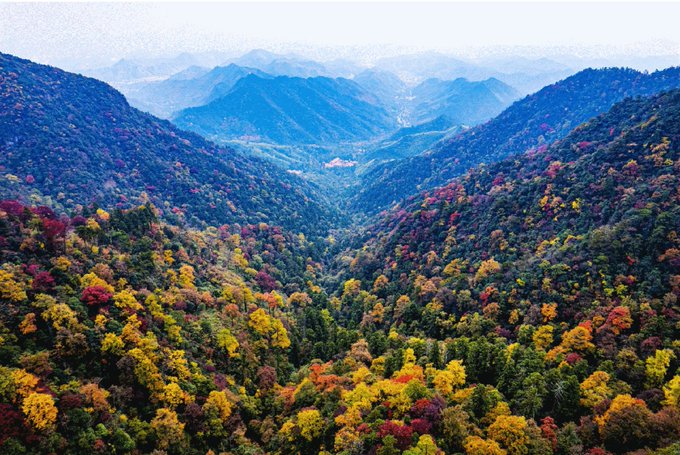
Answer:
1;2;679;69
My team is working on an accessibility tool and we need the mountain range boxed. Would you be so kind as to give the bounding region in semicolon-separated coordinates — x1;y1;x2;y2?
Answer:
128;64;521;151
125;64;269;118
95;50;579;153
407;77;519;124
1;48;680;455
0;53;338;236
173;74;397;144
353;66;680;213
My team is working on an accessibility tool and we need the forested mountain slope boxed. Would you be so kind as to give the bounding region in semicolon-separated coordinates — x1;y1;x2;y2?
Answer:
0;202;356;453
317;89;680;453
409;77;519;125
0;53;339;236
173;75;396;145
353;66;680;214
0;60;678;454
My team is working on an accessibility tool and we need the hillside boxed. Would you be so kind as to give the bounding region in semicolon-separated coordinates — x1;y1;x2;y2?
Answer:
343;89;680;311
0;53;338;236
0;202;352;453
0;88;678;455
325;90;680;451
409;77;519;125
353;66;680;213
352;69;408;115
126;64;269;118
361;117;464;164
173;74;397;144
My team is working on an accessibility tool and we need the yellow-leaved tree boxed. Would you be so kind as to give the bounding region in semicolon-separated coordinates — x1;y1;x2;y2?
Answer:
297;408;324;441
487;415;528;455
464;436;507;455
22;392;58;431
662;375;680;407
0;269;27;302
580;371;612;408
433;360;466;397
216;328;240;358
645;349;675;387
271;318;291;349
151;408;185;449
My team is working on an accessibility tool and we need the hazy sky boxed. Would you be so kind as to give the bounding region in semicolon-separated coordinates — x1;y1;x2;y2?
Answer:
1;2;679;68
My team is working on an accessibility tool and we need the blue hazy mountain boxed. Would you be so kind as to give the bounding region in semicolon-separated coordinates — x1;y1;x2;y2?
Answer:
361;116;465;163
352;69;408;115
173;74;397;144
374;52;495;83
408;77;520;125
229;49;330;78
126;63;270;118
84;52;202;85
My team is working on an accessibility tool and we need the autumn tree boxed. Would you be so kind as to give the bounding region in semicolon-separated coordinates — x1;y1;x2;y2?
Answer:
464;436;506;455
22;392;57;431
297;408;324;441
488;415;529;455
151;408;186;450
580;371;612;408
646;349;675;387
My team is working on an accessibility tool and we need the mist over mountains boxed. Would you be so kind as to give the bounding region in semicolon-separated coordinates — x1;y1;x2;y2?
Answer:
58;47;678;213
1;34;680;454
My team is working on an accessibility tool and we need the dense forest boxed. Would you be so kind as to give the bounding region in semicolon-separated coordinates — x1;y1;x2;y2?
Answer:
0;53;339;237
354;67;680;214
0;53;679;455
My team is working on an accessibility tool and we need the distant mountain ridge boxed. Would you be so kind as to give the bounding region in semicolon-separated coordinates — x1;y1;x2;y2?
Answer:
229;49;334;78
409;76;519;124
352;69;408;115
0;52;338;235
126;63;269;118
360;116;464;164
352;66;680;213
84;52;204;86
173;74;397;144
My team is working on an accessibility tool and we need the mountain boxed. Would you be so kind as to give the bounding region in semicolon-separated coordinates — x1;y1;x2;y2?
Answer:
321;58;365;78
341;88;680;336
229;49;330;78
317;91;680;454
409;77;519;125
374;52;575;98
353;69;408;116
352;71;519;127
0;198;354;453
1;51;680;455
352;66;680;213
164;65;211;81
173;74;397;144
231;49;283;67
0;53;338;236
360;116;464;164
374;52;495;84
84;53;201;86
476;56;575;94
126;64;269;118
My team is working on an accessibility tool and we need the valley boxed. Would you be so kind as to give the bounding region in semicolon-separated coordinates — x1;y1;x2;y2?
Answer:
0;43;679;455
84;49;559;201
